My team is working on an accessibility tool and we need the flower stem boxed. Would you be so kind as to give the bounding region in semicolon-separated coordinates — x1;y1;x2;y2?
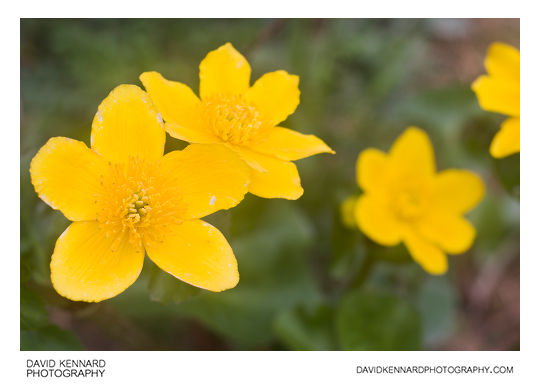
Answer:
349;252;376;290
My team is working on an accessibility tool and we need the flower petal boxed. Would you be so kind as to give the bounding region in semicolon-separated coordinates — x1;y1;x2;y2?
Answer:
389;127;436;177
164;121;219;144
246;70;300;127
139;71;217;144
432;169;485;214
354;195;404;246
471;75;520;116
199;43;251;99
356;148;388;193
160;144;250;219
250;126;334;161
417;210;476;254
403;231;448;275
231;146;303;200
30;137;107;222
91;84;165;163
490;117;520;158
340;195;359;229
51;221;145;302
145;220;239;292
485;42;520;82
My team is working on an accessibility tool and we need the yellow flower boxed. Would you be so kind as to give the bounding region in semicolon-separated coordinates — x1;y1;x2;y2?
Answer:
472;42;520;158
30;85;251;302
346;127;485;274
139;42;334;200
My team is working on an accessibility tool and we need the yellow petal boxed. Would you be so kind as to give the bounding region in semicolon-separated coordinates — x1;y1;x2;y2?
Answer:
246;70;300;127
490;117;520;158
250;126;334;161
139;71;218;144
432;169;485;214
145;220;239;292
340;195;359;229
51;221;145;302
471;75;520;116
403;231;448;275
417;210;476;254
231;146;303;200
354;195;403;246
164;121;219;144
199;43;251;99
356;148;388;193
389;127;436;177
91;84;165;163
30;137;107;222
485;42;520;82
160;144;250;219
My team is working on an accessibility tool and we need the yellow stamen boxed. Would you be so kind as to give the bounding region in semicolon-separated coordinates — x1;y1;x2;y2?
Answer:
95;157;186;247
201;94;269;144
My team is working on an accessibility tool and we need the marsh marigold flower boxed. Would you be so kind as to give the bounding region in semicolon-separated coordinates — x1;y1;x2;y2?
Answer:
472;42;520;158
343;127;485;274
140;43;334;200
30;85;251;302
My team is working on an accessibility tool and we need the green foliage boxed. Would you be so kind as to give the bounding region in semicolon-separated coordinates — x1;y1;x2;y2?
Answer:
471;192;519;255
493;153;520;198
416;276;457;345
398;85;480;134
336;290;421;350
147;264;202;304
21;326;83;351
330;211;366;281
20;285;49;330
274;302;336;351
20;283;83;350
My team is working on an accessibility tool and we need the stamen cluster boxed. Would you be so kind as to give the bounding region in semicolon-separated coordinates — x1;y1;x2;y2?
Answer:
124;190;151;225
95;157;185;248
202;94;267;144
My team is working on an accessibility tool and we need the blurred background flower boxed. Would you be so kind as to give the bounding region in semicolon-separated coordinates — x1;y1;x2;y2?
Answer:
346;126;485;275
472;42;520;158
20;18;519;351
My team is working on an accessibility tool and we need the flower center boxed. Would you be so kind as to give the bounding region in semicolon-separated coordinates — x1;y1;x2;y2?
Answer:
123;189;151;225
393;191;423;220
201;94;266;144
95;157;185;248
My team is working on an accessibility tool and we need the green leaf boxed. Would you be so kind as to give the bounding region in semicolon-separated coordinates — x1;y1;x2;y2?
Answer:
21;325;83;351
336;290;421;350
493;153;520;198
20;283;85;350
147;263;202;304
469;191;519;255
20;284;49;330
330;211;365;280
398;85;479;133
274;302;336;350
416;276;457;346
369;241;412;264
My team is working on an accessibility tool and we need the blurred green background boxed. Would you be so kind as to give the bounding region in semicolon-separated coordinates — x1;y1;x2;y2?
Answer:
20;19;519;351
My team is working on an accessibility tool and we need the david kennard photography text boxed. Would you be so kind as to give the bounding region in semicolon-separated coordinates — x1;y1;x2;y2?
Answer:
26;359;106;378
